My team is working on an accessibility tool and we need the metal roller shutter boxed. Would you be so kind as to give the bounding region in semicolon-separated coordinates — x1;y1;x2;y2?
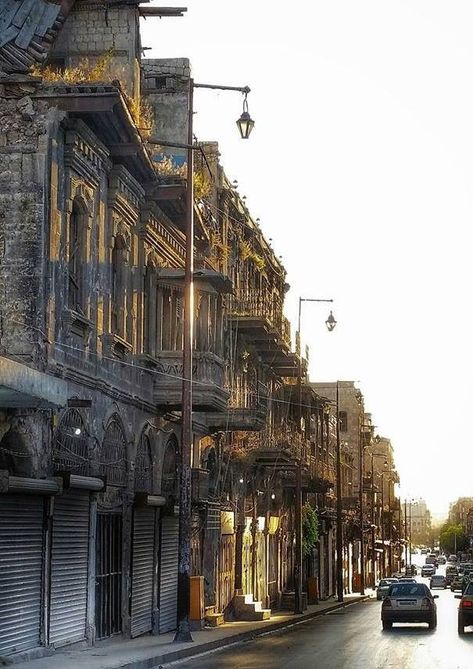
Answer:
49;491;90;647
0;495;44;657
131;507;156;637
159;516;179;633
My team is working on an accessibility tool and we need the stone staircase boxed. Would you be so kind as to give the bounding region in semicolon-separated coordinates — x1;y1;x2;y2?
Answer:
204;606;225;627
233;594;271;621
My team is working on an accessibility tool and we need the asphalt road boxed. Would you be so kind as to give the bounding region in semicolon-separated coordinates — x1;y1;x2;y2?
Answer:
166;555;473;669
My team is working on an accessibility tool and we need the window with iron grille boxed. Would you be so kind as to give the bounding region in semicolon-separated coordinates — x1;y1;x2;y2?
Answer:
53;409;89;475
135;433;152;493
101;417;127;487
68;200;85;313
111;235;127;337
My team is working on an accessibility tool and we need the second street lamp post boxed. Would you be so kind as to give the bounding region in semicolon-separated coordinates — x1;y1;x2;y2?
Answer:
295;297;336;614
149;79;254;643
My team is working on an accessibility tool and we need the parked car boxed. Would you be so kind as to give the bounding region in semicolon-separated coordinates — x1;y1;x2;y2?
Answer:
451;574;466;592
381;582;438;630
421;564;436;577
430;574;447;589
456;580;473;634
376;578;399;601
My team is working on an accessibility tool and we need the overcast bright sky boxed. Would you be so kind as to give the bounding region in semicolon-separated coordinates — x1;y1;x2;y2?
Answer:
142;1;473;517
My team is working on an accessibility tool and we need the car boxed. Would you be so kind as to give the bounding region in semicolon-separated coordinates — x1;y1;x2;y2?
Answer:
446;565;458;585
399;577;417;583
451;574;466;592
421;548;428;555
381;581;438;630
456;580;473;634
376;578;399;600
425;555;438;567
430;574;447;589
437;556;446;565
448;554;458;562
421;564;436;577
405;564;417;576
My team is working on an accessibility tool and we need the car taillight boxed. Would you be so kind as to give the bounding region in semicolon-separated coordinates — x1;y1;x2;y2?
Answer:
382;598;392;607
462;601;473;608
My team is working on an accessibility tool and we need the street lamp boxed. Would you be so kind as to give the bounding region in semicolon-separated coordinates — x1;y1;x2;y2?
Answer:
236;89;255;139
149;78;253;643
294;297;335;614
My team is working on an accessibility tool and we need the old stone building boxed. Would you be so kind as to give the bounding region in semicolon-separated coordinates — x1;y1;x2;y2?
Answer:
0;0;346;661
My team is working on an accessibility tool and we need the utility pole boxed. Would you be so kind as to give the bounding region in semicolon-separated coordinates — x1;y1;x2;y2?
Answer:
174;78;194;644
404;498;407;569
336;381;344;602
358;417;365;595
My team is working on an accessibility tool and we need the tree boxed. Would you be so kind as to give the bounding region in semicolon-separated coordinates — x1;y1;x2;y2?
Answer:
302;503;319;558
439;522;469;554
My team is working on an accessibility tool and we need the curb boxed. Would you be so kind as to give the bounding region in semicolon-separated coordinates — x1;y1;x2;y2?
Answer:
119;595;370;669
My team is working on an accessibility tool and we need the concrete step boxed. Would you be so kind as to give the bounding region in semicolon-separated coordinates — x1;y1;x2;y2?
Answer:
205;612;225;627
241;608;271;621
233;594;255;606
233;594;271;621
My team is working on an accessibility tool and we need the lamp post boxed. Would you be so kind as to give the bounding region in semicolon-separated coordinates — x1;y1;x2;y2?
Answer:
336;381;344;602
294;297;336;614
369;453;387;585
152;79;254;643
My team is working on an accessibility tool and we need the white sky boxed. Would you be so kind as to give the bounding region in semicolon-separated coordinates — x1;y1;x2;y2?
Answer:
142;1;473;516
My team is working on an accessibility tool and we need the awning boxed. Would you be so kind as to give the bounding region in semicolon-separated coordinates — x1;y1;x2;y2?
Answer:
0;356;69;409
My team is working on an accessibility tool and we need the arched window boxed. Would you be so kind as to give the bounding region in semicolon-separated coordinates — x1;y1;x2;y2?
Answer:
101;417;127;487
53;409;89;475
135;432;153;493
161;436;178;499
68;200;85;312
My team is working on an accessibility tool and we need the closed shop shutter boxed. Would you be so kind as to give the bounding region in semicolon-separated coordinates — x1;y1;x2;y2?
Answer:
49;491;90;648
131;507;156;638
0;495;44;657
159;516;179;633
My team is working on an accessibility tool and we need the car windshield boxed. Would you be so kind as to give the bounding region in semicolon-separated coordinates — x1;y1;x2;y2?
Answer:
389;584;426;597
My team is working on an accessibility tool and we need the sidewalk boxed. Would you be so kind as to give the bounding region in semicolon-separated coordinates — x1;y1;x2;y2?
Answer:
12;592;373;669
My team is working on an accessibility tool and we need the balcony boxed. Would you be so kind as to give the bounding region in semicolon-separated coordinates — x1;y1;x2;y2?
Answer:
153;350;229;411
227;291;296;373
198;381;269;432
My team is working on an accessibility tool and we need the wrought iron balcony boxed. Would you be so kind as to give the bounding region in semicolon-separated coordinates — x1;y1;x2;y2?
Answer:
198;381;269;432
227;291;298;375
153;350;229;411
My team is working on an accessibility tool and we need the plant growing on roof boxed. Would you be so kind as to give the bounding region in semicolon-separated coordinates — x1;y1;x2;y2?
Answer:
194;169;212;199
